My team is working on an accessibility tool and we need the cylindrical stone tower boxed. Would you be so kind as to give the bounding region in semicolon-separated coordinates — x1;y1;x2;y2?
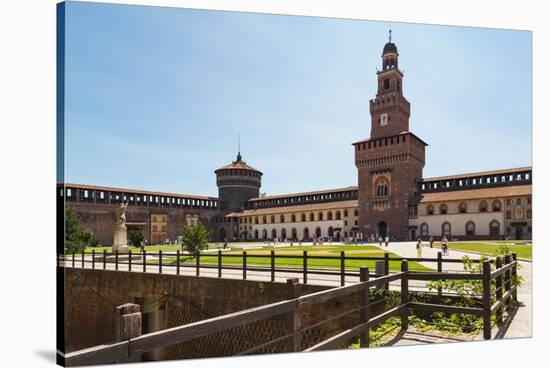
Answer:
215;152;262;211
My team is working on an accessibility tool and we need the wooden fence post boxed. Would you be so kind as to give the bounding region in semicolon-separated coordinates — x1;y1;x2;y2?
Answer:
218;250;222;278
437;251;443;299
511;253;518;302
81;251;85;268
340;251;345;286
196;252;200;277
142;251;146;273
303;251;308;284
158;250;162;274
92;250;95;269
72;252;75;268
504;254;512;310
103;250;106;270
176;250;180;275
243;251;247;280
495;257;503;325
400;260;409;331
114;303;142;344
270;250;275;282
384;253;390;290
482;260;492;340
359;267;370;348
128;250;132;272
115;250;119;271
286;278;301;352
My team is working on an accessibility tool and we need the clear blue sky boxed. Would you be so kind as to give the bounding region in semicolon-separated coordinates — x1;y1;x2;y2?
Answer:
63;1;532;198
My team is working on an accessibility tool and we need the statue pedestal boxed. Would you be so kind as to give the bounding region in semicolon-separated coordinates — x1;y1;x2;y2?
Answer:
113;224;129;253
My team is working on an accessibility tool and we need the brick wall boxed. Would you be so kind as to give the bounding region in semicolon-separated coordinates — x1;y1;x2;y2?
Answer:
63;268;389;360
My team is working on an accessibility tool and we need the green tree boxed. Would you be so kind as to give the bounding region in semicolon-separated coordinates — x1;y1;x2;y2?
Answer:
181;223;210;257
128;230;145;248
65;206;99;252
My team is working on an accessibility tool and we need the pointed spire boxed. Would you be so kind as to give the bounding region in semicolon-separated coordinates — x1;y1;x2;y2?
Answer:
388;26;392;43
236;133;242;162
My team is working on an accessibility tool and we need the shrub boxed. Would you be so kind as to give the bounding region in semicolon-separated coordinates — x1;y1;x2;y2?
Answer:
181;223;210;257
128;230;145;247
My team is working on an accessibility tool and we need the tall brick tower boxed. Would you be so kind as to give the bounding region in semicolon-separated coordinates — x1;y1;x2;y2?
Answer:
353;32;427;241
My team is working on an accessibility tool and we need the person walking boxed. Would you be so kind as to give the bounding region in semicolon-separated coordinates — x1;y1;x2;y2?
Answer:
416;238;423;258
223;237;228;249
442;235;449;255
429;236;434;249
384;236;389;248
378;236;383;246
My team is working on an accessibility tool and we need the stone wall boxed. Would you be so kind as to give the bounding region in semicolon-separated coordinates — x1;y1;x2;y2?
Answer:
62;268;388;361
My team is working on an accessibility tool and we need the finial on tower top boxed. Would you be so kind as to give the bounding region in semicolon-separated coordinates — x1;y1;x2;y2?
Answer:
389;26;392;42
236;133;242;162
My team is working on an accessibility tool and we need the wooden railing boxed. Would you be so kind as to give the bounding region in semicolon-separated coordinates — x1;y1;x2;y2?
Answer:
58;255;519;366
57;249;492;286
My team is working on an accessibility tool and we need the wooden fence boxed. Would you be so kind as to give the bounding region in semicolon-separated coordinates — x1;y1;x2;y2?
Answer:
58;249;492;287
58;255;519;366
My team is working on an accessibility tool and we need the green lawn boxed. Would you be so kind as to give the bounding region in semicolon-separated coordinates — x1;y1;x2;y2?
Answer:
161;245;432;272
433;242;532;261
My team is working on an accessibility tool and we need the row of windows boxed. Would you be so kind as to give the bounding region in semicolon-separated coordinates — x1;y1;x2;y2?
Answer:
249;226;343;240
240;209;359;224
253;191;357;208
421;172;531;191
61;188;218;209
426;200;502;215
217;169;261;178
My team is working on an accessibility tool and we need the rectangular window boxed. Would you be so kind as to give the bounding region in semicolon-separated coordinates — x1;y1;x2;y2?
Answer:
83;190;89;198
99;192;104;200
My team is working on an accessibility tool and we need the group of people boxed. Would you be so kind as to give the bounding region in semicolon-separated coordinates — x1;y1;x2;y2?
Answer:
416;235;449;257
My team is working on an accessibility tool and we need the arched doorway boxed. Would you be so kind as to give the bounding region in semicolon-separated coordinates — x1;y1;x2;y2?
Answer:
281;228;287;241
262;229;267;240
220;228;227;241
271;229;277;240
315;227;322;238
328;226;334;238
291;228;297;240
303;227;309;241
377;221;387;238
489;220;500;240
254;229;259;240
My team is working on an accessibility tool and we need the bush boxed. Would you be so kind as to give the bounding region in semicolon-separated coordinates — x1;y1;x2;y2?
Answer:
64;206;100;252
128;230;145;247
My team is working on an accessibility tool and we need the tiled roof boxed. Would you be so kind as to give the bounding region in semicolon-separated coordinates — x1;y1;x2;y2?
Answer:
231;200;359;217
423;167;532;182
62;183;217;200
217;161;261;172
249;186;358;202
419;185;532;203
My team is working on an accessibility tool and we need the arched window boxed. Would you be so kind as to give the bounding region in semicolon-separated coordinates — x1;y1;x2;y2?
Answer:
262;215;267;224
420;223;429;237
465;221;475;237
270;215;275;223
479;201;488;213
459;202;467;214
301;213;306;222
492;200;502;212
383;78;390;89
327;211;333;221
376;177;389;197
291;214;296;222
442;222;451;237
335;211;341;220
161;225;167;232
439;203;448;215
527;209;532;219
318;212;324;221
506;211;512;220
280;214;285;223
427;205;434;215
152;225;158;232
254;217;258;224
309;213;315;221
344;209;348;217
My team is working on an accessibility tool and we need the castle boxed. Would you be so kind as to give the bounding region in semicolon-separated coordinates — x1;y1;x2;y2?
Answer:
60;36;532;245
